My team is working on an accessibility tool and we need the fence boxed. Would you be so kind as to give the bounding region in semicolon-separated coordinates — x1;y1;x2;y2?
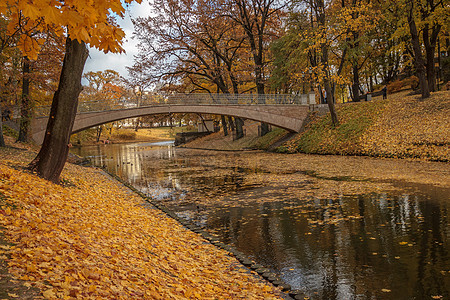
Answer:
34;93;316;117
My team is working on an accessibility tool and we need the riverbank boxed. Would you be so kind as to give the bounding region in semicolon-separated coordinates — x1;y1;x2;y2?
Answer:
181;121;289;151
280;90;449;161
184;90;449;161
70;127;194;146
0;138;283;299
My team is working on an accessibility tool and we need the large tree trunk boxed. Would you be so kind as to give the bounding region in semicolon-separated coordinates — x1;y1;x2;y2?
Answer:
318;0;339;126
28;38;88;183
221;115;228;136
352;64;360;101
423;23;441;92
235;117;244;139
408;5;430;99
17;56;31;142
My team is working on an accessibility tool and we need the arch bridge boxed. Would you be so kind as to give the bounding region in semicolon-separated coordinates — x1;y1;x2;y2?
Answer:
31;93;316;144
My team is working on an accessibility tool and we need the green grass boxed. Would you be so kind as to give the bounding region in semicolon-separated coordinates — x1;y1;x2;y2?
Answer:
279;100;387;155
250;127;287;150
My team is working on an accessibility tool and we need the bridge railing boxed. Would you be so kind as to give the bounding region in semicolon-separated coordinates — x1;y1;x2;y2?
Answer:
34;93;315;117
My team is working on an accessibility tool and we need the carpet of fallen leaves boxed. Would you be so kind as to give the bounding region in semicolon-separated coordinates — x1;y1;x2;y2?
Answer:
0;144;283;299
360;91;449;161
282;90;449;161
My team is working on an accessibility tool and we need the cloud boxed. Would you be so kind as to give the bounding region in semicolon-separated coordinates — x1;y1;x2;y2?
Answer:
82;1;152;84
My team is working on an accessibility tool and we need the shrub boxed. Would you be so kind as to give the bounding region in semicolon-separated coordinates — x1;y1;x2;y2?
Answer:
387;80;403;93
387;76;419;93
404;76;419;90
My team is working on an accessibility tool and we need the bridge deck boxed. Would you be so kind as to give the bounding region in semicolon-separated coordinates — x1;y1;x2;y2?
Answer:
34;93;315;117
31;93;316;144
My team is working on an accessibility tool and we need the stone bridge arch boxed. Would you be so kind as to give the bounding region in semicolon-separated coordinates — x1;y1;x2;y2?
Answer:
31;104;311;144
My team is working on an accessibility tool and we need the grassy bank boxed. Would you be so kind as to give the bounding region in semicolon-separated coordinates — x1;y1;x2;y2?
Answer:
183;90;449;161
0;139;282;299
70;126;196;145
278;90;449;162
183;121;289;151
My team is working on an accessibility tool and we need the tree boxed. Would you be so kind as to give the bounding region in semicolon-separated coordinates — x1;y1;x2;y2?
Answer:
0;13;21;147
81;69;126;140
1;30;65;143
226;0;284;135
28;38;89;182
1;0;141;182
131;0;252;138
407;0;430;98
417;0;446;92
16;56;30;142
385;0;447;98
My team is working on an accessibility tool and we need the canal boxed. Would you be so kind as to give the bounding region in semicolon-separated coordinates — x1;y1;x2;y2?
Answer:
71;141;450;300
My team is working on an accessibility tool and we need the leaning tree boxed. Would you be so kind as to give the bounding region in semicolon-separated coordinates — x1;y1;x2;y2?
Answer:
1;0;142;183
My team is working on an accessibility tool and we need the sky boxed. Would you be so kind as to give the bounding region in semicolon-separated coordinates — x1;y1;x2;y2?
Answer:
82;1;153;84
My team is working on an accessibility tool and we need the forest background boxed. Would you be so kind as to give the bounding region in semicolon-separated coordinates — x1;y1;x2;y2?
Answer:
0;0;449;182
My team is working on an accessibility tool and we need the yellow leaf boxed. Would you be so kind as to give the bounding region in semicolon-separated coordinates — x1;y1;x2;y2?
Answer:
43;289;56;299
21;4;41;19
41;6;60;24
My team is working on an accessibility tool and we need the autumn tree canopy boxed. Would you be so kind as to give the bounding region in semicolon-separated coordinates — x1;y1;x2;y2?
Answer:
0;0;141;182
1;0;448;175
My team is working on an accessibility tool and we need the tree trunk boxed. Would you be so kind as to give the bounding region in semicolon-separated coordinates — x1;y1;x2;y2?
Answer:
198;114;210;133
235;117;244;139
324;77;338;126
408;5;430;99
221;115;228;136
352;64;360;101
17;56;31;142
317;0;338;126
321;38;338;126
0;106;5;147
255;65;269;135
423;23;441;92
28;38;88;183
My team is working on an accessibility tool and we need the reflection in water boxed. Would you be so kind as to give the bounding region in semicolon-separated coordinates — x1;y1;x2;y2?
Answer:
71;143;450;300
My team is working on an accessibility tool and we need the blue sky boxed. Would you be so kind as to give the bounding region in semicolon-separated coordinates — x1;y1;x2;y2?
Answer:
82;1;152;84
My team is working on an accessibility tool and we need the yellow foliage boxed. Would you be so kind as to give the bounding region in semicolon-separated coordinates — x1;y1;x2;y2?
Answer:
1;0;142;58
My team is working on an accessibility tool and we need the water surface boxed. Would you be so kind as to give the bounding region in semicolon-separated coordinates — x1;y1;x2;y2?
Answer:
71;142;449;300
